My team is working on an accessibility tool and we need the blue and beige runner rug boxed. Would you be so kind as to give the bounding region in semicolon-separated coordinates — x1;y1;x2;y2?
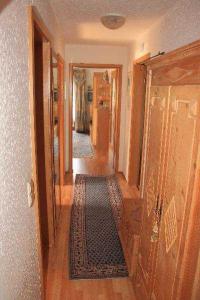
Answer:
73;131;94;158
69;174;128;279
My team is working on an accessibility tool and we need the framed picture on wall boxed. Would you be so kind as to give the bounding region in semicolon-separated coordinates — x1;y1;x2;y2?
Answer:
87;85;93;102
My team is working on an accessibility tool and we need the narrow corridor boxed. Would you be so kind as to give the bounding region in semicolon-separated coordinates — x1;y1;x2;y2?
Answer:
45;151;138;300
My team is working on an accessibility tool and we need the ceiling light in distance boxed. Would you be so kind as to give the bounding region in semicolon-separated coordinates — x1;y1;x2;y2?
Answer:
101;14;126;30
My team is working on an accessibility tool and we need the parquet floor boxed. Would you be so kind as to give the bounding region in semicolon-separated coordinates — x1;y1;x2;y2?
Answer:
45;149;137;300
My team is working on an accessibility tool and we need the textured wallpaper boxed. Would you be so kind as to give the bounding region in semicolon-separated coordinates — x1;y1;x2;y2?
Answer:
134;0;200;58
0;1;64;299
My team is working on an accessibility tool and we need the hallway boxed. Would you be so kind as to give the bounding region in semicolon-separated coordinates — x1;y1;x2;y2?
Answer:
1;1;200;300
45;151;137;300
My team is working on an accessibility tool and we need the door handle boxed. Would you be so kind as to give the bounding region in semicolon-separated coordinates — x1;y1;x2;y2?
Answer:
151;195;163;242
151;221;159;243
154;195;162;223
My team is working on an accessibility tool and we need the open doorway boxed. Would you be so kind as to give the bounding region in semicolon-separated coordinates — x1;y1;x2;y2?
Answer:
72;68;94;160
28;6;65;296
69;64;122;173
28;8;55;295
34;25;50;275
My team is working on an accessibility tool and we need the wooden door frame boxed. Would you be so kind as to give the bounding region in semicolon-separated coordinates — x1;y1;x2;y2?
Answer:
109;69;117;149
68;63;122;173
57;54;65;186
28;6;54;298
128;53;150;188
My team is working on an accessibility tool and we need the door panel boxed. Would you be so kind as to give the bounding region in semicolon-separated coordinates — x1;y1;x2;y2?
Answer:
135;86;170;298
152;85;200;300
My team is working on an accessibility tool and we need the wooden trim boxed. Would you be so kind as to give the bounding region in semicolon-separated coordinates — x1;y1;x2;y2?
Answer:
109;70;117;149
30;6;53;42
43;42;55;247
135;53;151;64
139;69;152;199
68;63;122;173
145;39;200;68
174;166;200;299
114;66;122;172
69;63;73;173
57;54;65;185
71;63;122;69
128;53;150;187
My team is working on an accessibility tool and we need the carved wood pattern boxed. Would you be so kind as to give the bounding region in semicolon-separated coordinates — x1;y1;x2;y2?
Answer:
144;93;167;214
135;42;200;300
152;86;200;300
146;170;156;217
151;55;200;86
164;196;178;253
135;86;169;299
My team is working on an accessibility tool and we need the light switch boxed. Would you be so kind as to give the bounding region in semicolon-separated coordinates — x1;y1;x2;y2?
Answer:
27;179;35;208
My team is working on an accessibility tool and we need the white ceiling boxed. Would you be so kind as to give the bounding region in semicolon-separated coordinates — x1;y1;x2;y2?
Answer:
50;0;178;46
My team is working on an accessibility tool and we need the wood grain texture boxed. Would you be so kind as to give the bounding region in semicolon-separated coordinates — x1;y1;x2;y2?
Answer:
96;107;110;153
134;86;170;300
145;39;200;69
151;55;200;86
68;63;73;173
113;66;122;173
57;54;65;186
45;149;137;300
128;53;150;188
43;42;55;248
110;70;117;151
135;40;200;300
161;86;200;300
120;196;143;277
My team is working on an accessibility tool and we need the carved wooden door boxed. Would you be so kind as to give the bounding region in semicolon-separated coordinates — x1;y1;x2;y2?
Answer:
134;44;200;300
135;85;170;298
151;85;200;300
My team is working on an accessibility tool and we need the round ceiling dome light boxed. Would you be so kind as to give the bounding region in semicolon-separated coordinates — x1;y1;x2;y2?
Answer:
101;14;126;30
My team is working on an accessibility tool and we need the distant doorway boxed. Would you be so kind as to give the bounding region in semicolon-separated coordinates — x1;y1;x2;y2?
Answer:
69;63;122;173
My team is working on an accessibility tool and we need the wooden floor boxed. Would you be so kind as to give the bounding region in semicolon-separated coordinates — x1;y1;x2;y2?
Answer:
45;149;137;300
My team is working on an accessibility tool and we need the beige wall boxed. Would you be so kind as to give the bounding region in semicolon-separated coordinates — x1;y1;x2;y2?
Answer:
0;1;64;299
133;0;200;60
65;44;129;173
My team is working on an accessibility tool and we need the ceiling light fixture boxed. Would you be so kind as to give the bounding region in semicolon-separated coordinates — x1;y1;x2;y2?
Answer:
101;14;126;30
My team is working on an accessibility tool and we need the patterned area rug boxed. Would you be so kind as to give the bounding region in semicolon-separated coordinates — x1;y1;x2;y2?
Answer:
73;131;94;158
69;174;128;280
